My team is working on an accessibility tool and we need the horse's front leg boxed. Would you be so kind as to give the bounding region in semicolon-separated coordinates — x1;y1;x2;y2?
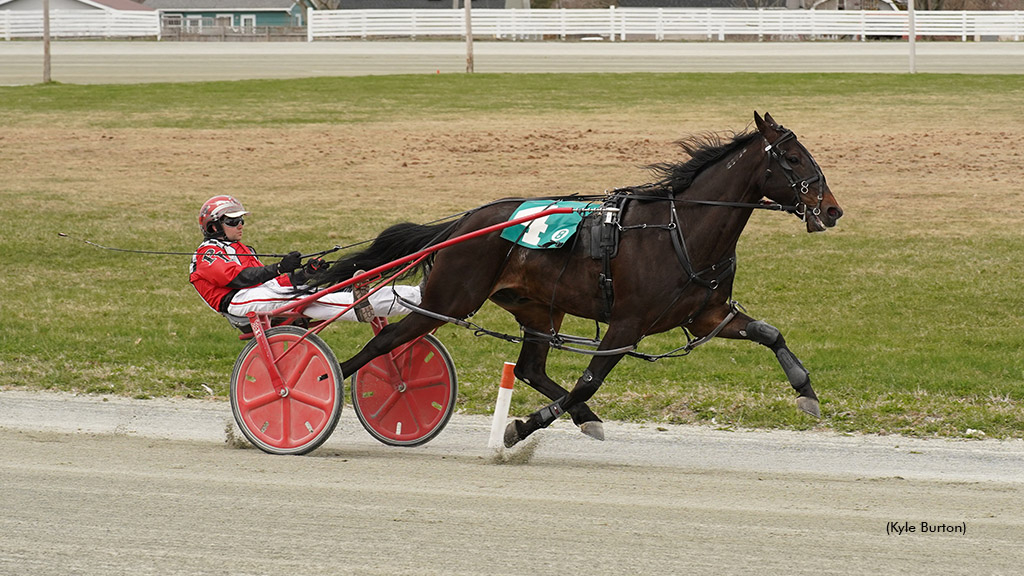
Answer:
743;319;819;417
504;326;637;448
699;310;820;418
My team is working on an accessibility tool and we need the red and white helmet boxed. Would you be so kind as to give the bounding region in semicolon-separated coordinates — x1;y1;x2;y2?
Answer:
198;195;249;234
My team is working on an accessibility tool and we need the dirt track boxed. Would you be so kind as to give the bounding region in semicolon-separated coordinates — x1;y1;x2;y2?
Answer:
2;392;1021;575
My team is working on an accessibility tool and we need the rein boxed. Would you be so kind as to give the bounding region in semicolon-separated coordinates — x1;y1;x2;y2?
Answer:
610;190;800;218
58;232;344;260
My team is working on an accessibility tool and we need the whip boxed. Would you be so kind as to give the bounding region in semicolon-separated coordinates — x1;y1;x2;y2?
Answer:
57;232;343;260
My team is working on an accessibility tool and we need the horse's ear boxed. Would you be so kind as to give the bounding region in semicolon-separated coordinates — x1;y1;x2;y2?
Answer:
754;111;777;140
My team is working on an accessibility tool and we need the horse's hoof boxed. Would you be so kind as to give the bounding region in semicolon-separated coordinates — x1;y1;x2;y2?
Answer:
580;421;605;441
503;420;522;448
797;396;820;418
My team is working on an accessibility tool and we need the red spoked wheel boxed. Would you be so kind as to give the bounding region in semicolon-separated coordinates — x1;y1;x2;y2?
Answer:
230;325;343;455
351;333;457;447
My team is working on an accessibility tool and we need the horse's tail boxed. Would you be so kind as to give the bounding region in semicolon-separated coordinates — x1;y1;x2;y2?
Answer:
309;220;459;288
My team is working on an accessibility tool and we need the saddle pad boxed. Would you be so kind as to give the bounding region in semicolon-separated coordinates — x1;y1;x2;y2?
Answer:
499;200;597;249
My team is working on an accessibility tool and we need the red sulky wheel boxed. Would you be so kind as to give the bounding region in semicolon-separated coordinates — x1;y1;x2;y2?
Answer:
351;333;457;447
230;325;343;455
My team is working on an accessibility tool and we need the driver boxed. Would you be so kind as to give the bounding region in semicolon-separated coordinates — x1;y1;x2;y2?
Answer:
189;195;420;323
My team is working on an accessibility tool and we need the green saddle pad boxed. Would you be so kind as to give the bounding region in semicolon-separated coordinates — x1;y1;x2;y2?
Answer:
499;200;598;249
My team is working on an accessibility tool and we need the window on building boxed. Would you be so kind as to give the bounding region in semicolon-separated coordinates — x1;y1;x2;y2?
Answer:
163;14;183;29
215;14;234;30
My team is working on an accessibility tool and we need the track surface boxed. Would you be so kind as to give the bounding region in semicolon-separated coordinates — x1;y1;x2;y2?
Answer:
2;40;1024;85
1;391;1022;575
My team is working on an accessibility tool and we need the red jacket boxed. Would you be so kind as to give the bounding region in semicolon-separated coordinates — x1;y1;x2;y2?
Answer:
190;239;290;311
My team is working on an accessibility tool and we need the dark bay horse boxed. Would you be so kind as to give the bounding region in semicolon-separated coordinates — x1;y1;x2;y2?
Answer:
313;112;843;447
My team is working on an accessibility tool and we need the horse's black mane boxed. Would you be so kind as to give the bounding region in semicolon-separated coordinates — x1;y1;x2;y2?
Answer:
623;130;760;198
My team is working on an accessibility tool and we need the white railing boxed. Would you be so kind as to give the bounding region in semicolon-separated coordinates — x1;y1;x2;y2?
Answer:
1;10;160;40
308;8;1024;42
4;8;1020;43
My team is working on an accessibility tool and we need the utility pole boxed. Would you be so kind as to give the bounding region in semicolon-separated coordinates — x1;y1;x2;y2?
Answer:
908;0;916;74
43;0;51;83
465;0;474;73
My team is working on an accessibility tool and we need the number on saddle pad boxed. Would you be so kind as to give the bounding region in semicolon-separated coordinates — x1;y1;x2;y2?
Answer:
499;200;597;249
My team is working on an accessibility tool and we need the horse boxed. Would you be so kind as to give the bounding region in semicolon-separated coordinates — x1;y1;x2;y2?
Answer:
312;112;843;448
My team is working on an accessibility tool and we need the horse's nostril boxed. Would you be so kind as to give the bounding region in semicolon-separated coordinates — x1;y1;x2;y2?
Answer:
828;207;843;220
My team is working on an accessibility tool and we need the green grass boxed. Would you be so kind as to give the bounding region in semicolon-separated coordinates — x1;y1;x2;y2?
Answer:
3;73;1022;128
1;72;1022;439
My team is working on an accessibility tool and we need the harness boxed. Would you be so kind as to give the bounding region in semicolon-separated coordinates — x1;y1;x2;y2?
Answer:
396;193;743;360
586;190;740;359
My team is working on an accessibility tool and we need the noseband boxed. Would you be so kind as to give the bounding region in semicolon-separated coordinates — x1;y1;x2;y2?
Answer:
764;129;826;222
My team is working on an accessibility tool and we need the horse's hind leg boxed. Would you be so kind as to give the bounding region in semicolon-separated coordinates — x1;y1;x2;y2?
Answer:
340;239;500;377
505;306;604;440
338;313;445;378
504;323;638;448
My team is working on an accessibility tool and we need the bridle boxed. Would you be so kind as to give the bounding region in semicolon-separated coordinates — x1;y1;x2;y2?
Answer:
763;128;827;223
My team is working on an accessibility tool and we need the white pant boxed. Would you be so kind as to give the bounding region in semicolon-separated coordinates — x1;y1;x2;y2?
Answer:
227;278;421;322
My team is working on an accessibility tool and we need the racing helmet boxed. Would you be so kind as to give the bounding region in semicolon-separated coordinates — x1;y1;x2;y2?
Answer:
198;195;249;235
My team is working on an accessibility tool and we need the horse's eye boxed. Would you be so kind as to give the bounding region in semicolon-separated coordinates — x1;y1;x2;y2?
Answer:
787;154;800;164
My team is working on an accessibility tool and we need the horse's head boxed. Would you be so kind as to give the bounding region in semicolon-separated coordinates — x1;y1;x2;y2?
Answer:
754;112;843;233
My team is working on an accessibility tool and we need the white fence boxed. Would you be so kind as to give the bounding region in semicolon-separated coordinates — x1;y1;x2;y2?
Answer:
308;8;1024;42
1;10;160;40
5;8;1021;43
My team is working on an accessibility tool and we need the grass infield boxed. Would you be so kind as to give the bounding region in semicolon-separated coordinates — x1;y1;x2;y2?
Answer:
1;73;1021;438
